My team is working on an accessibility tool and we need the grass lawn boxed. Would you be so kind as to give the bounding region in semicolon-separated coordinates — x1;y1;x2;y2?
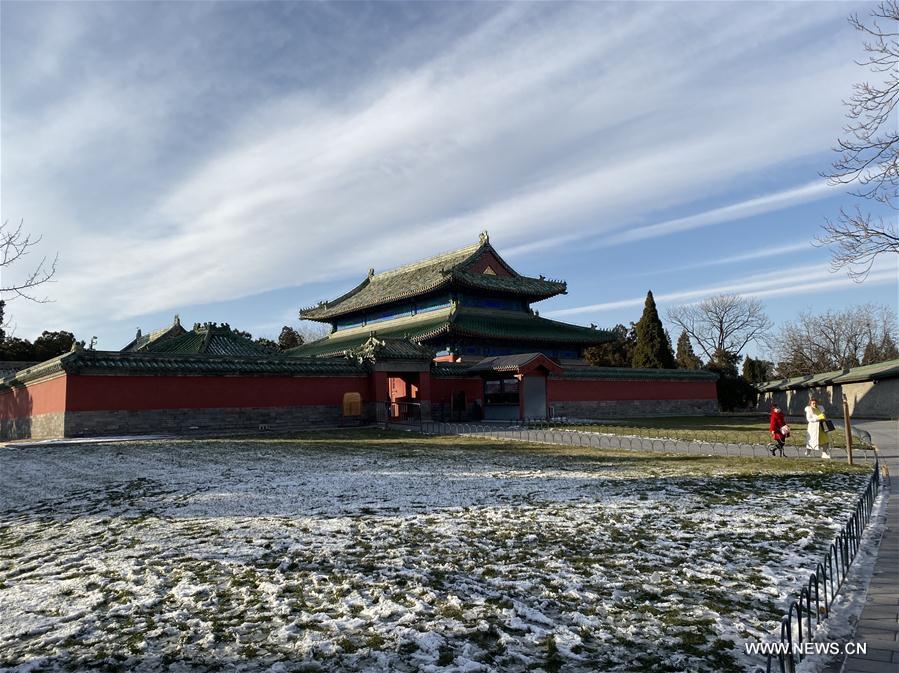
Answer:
0;429;873;673
570;414;860;449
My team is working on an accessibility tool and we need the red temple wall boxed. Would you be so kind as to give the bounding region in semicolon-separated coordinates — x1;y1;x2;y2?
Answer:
65;374;371;412
548;378;717;402
0;375;67;419
430;377;484;405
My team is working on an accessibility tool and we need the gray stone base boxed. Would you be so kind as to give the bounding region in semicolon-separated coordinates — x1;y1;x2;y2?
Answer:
1;412;66;441
550;399;718;419
64;405;359;438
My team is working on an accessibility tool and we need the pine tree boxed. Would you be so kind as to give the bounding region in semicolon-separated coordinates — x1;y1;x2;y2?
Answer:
862;340;879;365
675;330;702;369
278;325;303;351
632;291;675;369
880;332;899;361
741;356;773;383
584;323;635;367
708;348;756;410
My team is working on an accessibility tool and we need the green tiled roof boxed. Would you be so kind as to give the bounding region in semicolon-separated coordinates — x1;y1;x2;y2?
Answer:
553;366;718;381
121;316;187;352
450;308;611;344
290;306;615;358
832;358;899;384
432;362;471;377
0;348;367;388
301;236;565;321
759;358;899;391
354;336;436;361
450;270;565;299
288;311;453;357
143;323;270;356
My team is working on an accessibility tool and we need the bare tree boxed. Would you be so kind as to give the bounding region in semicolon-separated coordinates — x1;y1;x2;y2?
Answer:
667;295;772;363
1;220;58;302
297;320;331;344
820;1;899;279
774;303;898;376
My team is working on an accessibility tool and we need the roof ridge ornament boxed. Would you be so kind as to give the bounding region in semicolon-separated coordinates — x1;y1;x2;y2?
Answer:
368;268;375;278
479;230;489;245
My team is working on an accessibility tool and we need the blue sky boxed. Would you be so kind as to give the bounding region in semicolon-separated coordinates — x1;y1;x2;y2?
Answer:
1;1;896;358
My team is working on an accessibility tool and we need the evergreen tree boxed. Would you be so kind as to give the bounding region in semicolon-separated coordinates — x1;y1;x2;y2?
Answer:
862;340;879;365
32;331;76;361
707;348;757;411
0;337;34;361
880;332;899;361
631;291;675;369
253;337;279;353
675;330;702;369
584;323;635;367
278;325;303;351
741;356;773;383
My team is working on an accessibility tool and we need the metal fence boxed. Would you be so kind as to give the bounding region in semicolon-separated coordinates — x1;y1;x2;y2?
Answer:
419;421;877;462
761;456;882;673
524;418;874;453
379;401;423;430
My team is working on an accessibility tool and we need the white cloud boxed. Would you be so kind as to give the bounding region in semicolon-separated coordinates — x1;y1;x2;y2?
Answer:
598;181;835;247
1;2;864;338
547;258;898;318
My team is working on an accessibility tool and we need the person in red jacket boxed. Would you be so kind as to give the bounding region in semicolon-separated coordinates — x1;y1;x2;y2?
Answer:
769;404;789;456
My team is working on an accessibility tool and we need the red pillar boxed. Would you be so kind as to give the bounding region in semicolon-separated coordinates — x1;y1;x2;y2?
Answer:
371;371;388;403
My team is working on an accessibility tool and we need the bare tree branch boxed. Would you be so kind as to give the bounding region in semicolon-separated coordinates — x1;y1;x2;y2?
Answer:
666;295;772;363
0;220;59;318
821;1;899;278
774;303;898;376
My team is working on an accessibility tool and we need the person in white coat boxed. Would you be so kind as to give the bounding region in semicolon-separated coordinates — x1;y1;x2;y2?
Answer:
804;398;831;459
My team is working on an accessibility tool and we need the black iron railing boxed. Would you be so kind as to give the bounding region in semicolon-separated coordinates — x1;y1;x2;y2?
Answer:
379;400;423;429
761;455;881;673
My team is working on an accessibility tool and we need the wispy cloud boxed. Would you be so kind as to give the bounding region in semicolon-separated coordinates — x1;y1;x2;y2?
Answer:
599;181;836;247
0;2;864;340
548;259;898;318
622;240;816;278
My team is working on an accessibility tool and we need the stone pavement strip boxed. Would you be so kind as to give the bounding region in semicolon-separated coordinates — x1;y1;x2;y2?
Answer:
832;420;899;673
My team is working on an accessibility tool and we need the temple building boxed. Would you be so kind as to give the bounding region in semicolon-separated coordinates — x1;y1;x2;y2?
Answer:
0;234;721;440
122;319;269;356
295;232;612;362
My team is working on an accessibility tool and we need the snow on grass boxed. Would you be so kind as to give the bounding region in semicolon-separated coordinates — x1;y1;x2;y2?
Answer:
0;430;872;673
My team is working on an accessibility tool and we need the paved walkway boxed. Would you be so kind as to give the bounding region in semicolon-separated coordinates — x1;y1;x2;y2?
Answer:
832;420;898;672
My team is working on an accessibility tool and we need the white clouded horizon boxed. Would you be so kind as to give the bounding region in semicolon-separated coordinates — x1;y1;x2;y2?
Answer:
1;1;878;342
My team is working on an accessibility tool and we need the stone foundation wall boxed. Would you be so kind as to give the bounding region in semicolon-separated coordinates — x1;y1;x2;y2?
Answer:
550;398;718;419
1;412;66;441
64;404;360;438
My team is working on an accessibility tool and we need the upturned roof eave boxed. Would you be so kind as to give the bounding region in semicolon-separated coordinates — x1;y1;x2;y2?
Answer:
301;275;569;322
299;236;566;322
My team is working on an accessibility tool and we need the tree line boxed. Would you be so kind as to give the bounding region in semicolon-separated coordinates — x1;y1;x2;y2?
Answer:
0;312;324;362
585;290;898;410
